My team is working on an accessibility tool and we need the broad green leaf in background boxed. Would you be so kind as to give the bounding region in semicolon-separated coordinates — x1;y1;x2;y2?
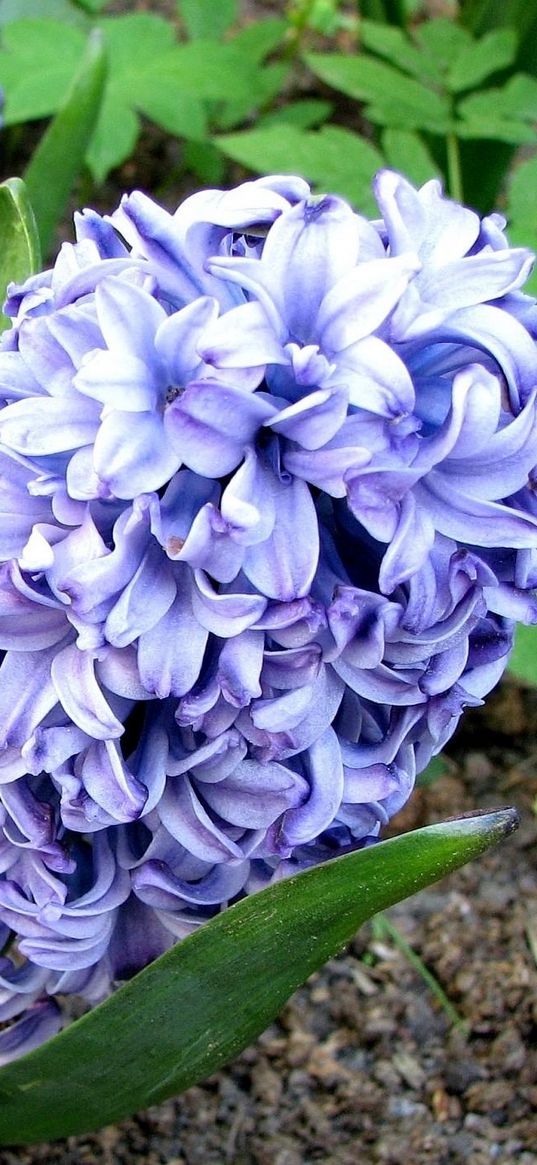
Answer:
217;124;384;213
259;98;334;131
0;809;518;1145
413;18;473;71
0;19;86;124
178;0;238;41
0;0;90;26
381;128;440;186
359;17;439;83
446;27;517;92
0;178;40;333
508;624;537;685
215;62;291;133
24;28;106;257
506;153;537;296
228;17;287;63
457;74;537;141
305;52;451;133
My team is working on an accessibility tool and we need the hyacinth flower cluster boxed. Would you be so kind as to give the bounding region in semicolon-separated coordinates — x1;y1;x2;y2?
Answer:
0;169;536;1063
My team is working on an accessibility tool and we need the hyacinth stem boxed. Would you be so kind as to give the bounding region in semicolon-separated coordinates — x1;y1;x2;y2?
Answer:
446;131;464;203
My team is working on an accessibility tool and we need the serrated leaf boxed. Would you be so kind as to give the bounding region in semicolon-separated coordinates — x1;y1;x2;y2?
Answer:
217;124;383;212
381;128;440;185
359;18;438;83
0;19;86;124
413;18;473;71
178;0;238;41
305;52;450;132
23;29;107;257
0;178;41;333
0;809;518;1144
447;28;518;93
508;624;537;684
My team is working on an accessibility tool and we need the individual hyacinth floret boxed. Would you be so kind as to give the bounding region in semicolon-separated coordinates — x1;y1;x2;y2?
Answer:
0;170;536;1060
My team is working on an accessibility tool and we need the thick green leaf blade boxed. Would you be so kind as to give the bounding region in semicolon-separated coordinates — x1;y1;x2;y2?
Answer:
0;178;41;333
0;808;518;1145
23;29;107;257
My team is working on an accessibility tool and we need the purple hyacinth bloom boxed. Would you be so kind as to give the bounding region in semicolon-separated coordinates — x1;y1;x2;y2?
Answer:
0;169;535;1057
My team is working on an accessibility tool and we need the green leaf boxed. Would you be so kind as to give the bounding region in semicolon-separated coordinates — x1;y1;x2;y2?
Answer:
456;115;535;145
508;624;537;684
455;73;537;142
23;28;107;257
260;99;334;131
215;62;291;132
0;0;90;26
84;90;139;185
0;809;518;1144
507;153;537;221
216;124;384;212
0;178;41;333
145;40;260;102
381;128;441;186
178;0;238;40
447;28;518;93
0;19;86;124
505;153;537;294
458;73;537;123
359;18;438;83
229;17;287;63
413;18;473;72
86;16;214;180
305;52;451;132
416;753;450;788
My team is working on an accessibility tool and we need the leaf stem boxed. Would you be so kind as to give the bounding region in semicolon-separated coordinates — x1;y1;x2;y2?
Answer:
446;130;463;202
